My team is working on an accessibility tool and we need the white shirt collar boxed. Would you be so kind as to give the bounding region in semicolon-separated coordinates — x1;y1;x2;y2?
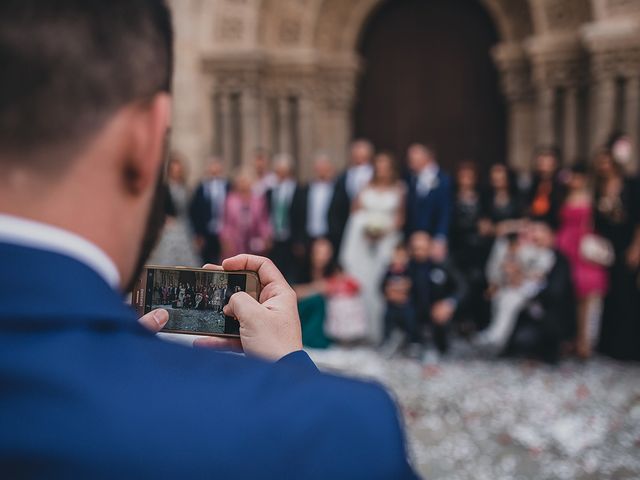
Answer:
0;214;121;290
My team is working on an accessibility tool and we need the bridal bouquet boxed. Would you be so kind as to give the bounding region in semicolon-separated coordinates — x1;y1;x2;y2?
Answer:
364;212;391;240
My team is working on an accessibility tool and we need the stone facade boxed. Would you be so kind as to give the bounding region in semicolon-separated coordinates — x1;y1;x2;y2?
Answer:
168;0;640;180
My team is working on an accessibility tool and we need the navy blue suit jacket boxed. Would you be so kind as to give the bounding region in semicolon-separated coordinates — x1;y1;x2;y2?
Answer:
188;179;229;237
405;170;452;240
0;243;417;479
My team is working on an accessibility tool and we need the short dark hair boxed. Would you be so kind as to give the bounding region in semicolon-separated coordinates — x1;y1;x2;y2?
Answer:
0;0;173;165
534;145;560;161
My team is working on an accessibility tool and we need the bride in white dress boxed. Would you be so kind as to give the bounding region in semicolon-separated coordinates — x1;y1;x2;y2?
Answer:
340;152;405;343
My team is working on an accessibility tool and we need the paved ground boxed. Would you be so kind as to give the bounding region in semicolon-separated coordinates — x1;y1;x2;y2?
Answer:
309;347;640;480
161;306;226;334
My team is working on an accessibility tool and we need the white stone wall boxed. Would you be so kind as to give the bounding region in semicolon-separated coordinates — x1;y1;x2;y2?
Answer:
167;0;640;182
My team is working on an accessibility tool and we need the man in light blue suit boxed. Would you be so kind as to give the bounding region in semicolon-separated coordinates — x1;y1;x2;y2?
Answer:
0;1;417;478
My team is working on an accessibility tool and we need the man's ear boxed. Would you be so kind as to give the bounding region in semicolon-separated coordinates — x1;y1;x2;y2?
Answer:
123;93;172;195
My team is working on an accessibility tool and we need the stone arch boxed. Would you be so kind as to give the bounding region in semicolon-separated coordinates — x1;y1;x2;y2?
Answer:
251;0;535;170
311;0;533;57
257;0;534;55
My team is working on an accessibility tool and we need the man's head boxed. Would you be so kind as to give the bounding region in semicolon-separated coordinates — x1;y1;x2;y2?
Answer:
0;0;173;291
206;157;224;178
409;231;431;263
272;153;294;181
407;144;436;174
534;147;559;179
455;161;477;191
390;243;409;270
254;148;271;176
349;140;374;167
312;153;335;182
529;220;555;249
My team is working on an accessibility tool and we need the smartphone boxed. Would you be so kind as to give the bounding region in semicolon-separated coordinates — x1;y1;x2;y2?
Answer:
132;266;260;338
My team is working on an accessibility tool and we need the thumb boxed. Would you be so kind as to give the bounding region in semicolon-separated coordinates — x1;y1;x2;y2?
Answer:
225;291;264;325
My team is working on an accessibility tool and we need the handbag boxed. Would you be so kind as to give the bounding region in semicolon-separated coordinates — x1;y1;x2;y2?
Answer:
579;234;615;267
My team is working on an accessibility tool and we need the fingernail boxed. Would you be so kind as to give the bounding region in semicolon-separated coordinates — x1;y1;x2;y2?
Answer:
153;309;168;327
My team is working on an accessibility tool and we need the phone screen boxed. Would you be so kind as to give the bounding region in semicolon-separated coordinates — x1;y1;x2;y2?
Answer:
138;267;258;337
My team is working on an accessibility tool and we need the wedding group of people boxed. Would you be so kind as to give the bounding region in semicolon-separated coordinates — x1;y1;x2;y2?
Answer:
154;282;226;312
158;134;640;363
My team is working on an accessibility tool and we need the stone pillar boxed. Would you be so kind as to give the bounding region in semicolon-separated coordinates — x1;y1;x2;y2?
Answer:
590;74;617;152
278;96;292;155
536;85;556;147
298;95;316;180
492;43;536;172
220;93;234;170
563;86;580;164
315;65;358;169
624;75;640;172
241;87;260;166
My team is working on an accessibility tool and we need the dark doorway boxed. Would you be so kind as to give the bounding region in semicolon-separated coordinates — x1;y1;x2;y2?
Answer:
354;0;506;172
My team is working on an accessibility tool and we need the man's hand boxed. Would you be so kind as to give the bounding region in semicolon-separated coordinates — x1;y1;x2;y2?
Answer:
138;308;169;332
195;255;303;361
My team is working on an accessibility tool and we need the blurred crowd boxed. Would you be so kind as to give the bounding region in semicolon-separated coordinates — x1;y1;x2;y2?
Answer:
159;134;640;364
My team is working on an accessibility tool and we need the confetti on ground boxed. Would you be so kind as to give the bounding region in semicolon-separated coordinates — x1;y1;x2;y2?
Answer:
309;346;640;480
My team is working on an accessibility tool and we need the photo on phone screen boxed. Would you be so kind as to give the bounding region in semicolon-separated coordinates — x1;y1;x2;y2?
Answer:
141;268;254;336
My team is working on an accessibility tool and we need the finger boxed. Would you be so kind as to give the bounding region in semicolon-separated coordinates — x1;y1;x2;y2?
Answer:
224;291;264;323
221;255;286;286
138;308;169;333
192;336;243;351
202;264;224;271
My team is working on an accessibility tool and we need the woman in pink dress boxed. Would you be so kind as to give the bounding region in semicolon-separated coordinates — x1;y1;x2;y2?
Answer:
556;164;608;359
220;168;272;259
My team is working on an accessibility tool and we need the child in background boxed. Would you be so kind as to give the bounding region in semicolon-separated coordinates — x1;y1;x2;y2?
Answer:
405;232;432;359
380;243;414;356
406;232;467;362
425;237;468;357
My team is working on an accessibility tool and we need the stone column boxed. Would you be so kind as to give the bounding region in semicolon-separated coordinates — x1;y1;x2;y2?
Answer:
624;75;640;172
492;43;536;172
563;86;580;164
241;87;260;166
590;75;617;152
220;92;234;171
536;85;556;147
297;95;316;180
278;96;292;155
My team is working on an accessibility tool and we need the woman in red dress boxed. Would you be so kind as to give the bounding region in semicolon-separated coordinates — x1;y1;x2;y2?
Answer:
556;164;609;359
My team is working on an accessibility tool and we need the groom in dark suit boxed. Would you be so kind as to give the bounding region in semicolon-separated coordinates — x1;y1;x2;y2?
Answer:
189;157;229;264
0;2;417;479
405;144;453;254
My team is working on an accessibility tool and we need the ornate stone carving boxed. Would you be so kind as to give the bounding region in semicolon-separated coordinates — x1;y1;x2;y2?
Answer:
590;47;640;80
215;16;245;42
278;18;302;45
606;0;640;15
544;0;592;30
532;54;589;88
492;44;534;102
490;0;534;40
